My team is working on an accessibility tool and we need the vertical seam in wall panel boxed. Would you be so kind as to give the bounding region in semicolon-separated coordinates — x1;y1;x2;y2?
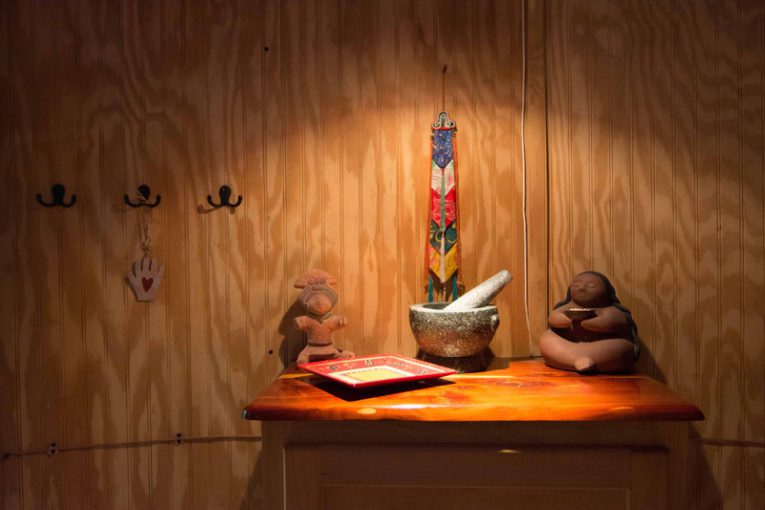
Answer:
30;2;46;501
279;1;288;362
77;0;91;504
670;0;676;390
58;103;69;510
182;0;193;491
9;26;23;505
204;2;212;464
75;0;89;505
395;2;402;352
231;3;239;495
319;4;326;270
159;0;172;506
736;6;746;502
300;4;306;275
117;4;133;506
715;0;722;452
376;0;383;347
226;2;236;502
238;0;249;504
491;1;497;277
761;0;765;468
588;0;593;267
337;0;345;345
608;0;614;278
393;2;400;351
649;0;657;379
240;4;252;504
98;71;111;509
629;0;635;312
54;10;69;508
567;0;572;276
467;1;474;277
260;28;269;383
693;0;701;435
357;2;364;354
140;6;155;501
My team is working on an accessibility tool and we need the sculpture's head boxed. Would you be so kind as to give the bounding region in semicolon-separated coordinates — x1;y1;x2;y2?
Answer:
554;271;618;309
295;269;338;316
569;272;612;308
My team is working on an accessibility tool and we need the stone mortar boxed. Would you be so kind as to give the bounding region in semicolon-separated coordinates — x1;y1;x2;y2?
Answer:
409;302;500;358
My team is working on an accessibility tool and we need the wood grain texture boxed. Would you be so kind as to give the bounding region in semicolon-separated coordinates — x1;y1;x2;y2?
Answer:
244;359;704;422
4;0;761;507
0;0;542;507
546;0;765;508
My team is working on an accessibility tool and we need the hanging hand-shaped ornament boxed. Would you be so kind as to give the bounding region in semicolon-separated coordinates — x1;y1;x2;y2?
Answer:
126;206;165;302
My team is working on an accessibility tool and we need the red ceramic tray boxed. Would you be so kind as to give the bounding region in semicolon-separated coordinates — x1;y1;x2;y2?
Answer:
298;354;456;388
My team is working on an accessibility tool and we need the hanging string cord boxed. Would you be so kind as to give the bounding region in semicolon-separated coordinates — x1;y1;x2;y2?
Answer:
442;64;447;111
521;0;531;338
140;207;153;256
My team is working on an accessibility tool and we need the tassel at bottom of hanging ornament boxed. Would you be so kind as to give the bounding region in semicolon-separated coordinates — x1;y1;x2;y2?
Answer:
426;274;463;303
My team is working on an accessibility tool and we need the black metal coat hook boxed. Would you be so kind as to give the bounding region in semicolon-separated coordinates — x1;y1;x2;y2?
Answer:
124;184;161;208
37;184;77;208
207;185;242;209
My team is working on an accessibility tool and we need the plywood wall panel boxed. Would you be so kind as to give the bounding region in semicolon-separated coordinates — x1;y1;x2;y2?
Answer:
546;0;572;301
183;0;214;505
524;0;550;350
744;446;765;509
395;0;420;358
717;0;745;445
672;0;701;410
2;0;761;507
547;0;765;508
378;0;402;356
452;0;478;305
607;0;635;328
338;0;363;356
650;0;679;388
740;0;765;447
358;0;383;359
0;24;20;506
693;0;723;443
589;0;613;277
261;0;287;384
282;0;309;365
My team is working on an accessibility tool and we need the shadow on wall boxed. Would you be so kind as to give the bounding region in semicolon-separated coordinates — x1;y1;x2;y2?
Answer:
241;446;264;510
646;344;724;507
688;437;725;508
278;300;306;367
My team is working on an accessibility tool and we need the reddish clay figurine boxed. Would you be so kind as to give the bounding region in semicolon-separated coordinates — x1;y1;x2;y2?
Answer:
539;271;639;374
294;269;354;364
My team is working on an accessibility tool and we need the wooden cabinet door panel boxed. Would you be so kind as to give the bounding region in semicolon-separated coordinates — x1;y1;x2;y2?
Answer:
284;444;668;510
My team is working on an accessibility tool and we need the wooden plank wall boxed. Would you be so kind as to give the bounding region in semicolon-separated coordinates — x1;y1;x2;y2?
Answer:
0;0;546;508
546;0;764;508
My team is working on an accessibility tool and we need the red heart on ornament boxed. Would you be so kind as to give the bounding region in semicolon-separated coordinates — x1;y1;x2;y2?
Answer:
141;277;153;292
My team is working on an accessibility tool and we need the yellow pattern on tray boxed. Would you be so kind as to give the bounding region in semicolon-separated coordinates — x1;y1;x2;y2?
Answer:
344;368;409;382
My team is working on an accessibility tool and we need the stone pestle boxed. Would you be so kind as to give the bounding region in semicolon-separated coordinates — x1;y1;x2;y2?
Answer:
443;270;512;312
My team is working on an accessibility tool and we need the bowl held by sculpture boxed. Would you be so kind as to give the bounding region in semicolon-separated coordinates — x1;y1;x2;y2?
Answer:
563;307;596;321
409;302;499;358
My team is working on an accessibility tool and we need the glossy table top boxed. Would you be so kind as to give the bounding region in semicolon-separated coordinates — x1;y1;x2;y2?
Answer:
243;357;704;422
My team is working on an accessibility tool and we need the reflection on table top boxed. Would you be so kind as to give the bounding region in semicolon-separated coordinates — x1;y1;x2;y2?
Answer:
243;357;704;423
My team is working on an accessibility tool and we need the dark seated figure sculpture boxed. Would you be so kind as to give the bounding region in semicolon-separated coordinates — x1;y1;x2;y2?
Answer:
539;271;639;374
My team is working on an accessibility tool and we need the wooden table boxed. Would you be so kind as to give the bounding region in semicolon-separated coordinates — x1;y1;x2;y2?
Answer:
244;358;703;510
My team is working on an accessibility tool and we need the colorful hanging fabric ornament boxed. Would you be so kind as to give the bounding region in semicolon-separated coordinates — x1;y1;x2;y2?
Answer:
425;111;464;302
126;205;165;302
